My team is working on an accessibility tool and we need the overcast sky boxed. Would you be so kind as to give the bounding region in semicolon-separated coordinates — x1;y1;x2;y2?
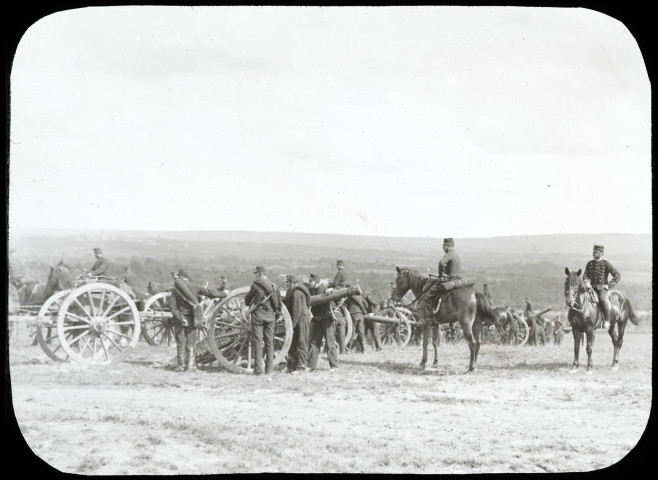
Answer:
8;6;651;239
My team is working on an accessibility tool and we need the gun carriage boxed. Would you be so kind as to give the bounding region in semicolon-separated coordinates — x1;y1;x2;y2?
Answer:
9;274;143;365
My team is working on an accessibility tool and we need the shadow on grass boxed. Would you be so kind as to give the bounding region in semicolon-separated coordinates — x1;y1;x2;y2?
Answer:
337;357;490;376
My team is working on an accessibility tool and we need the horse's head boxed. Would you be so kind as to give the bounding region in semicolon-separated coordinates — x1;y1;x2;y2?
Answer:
564;267;585;308
46;261;75;296
393;266;411;301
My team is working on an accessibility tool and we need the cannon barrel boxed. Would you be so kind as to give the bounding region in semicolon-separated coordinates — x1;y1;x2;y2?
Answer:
309;285;362;307
533;307;553;317
366;314;402;325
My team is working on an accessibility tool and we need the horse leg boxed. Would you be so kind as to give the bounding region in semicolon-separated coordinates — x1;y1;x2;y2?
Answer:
431;324;439;368
460;323;477;373
571;330;581;371
419;324;429;369
611;320;627;370
585;330;595;373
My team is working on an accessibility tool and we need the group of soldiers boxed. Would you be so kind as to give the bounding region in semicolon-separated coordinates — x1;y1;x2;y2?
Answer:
9;237;623;373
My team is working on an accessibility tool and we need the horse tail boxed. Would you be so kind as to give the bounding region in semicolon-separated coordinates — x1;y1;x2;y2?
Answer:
626;297;639;325
476;291;498;324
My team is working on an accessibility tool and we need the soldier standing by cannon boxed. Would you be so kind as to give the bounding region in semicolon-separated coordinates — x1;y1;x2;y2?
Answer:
328;260;349;354
244;266;283;376
344;284;368;353
283;274;312;374
363;291;383;352
307;274;340;371
170;269;226;372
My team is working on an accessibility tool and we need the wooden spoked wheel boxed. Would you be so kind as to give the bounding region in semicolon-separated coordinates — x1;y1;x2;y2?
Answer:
517;316;530;346
206;287;292;374
56;283;141;365
141;292;175;347
36;289;71;362
378;310;412;347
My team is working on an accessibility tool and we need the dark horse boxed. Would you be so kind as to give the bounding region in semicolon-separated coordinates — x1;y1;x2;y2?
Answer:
393;267;498;372
564;267;638;372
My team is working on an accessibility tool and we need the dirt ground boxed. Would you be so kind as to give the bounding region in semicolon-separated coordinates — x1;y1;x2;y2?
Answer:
7;323;652;474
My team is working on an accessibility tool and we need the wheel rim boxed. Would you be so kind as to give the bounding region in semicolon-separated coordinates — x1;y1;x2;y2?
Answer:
141;292;175;347
206;287;292;374
57;283;141;365
36;289;71;362
518;317;530;346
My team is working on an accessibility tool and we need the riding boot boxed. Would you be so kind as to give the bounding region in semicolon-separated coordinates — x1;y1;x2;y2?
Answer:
173;346;185;372
186;348;197;371
601;303;611;330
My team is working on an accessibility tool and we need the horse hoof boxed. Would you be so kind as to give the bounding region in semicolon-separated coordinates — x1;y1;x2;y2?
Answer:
419;364;426;370
611;365;619;371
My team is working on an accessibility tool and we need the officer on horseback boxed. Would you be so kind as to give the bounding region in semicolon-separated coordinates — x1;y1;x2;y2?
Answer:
583;244;621;330
428;238;462;314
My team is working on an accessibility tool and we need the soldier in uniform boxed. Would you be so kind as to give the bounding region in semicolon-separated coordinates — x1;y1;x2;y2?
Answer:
307;273;340;371
244;266;283;375
219;276;230;292
524;297;533;316
363;291;382;352
424;238;462;317
583;244;621;330
328;260;349;354
283;274;312;373
344;284;368;353
87;247;110;278
169;269;226;372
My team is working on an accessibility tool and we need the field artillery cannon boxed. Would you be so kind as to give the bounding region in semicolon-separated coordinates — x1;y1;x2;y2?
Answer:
9;274;144;365
364;312;413;348
205;285;362;374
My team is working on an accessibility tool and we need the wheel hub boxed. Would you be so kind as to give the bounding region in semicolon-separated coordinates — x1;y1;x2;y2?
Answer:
90;317;108;335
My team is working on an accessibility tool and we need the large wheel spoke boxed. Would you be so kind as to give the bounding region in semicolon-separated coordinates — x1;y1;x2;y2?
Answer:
105;305;132;321
101;331;123;350
73;299;94;320
100;293;120;317
65;312;91;324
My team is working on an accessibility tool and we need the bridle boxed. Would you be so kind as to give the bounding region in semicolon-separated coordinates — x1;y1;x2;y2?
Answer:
565;278;590;313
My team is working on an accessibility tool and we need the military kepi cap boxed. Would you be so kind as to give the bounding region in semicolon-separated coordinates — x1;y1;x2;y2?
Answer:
443;238;455;246
336;260;344;266
93;247;103;253
177;268;190;278
309;273;319;281
253;266;266;274
286;274;297;282
593;244;604;253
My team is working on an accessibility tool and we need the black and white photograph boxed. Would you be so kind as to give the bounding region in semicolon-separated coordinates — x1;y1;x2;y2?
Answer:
6;5;652;474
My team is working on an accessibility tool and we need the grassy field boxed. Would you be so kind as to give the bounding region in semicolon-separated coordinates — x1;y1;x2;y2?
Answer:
8;322;652;474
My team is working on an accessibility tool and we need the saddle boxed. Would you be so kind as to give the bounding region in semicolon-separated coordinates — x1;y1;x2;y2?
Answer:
431;279;475;314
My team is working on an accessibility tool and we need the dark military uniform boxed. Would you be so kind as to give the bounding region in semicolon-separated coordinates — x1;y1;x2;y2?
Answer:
170;276;226;371
363;292;382;351
584;253;621;326
90;257;110;277
345;291;368;353
422;239;462;320
308;282;339;370
330;263;349;353
245;274;282;375
283;280;312;372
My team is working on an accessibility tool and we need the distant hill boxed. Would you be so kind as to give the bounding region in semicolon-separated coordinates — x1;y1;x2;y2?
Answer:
9;227;652;258
8;228;652;311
